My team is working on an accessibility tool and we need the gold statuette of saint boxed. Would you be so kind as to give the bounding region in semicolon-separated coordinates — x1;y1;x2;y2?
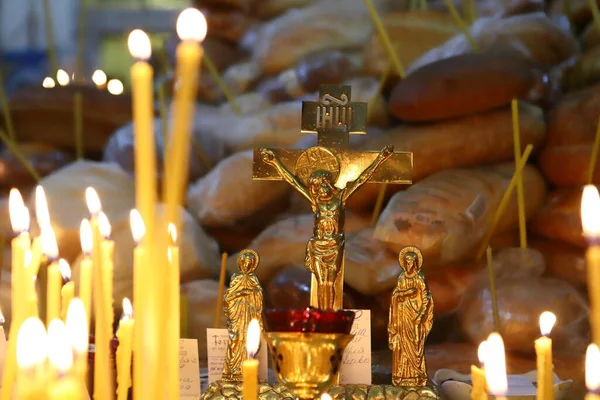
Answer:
260;145;394;310
388;246;433;387
221;249;264;382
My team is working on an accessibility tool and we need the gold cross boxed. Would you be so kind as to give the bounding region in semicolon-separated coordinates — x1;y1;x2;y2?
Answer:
253;84;413;188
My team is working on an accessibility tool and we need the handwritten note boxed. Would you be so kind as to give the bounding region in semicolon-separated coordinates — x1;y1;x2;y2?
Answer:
340;309;371;385
180;338;201;399
206;328;268;384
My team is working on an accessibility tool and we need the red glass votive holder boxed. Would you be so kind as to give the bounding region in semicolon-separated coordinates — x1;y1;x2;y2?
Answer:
265;307;355;334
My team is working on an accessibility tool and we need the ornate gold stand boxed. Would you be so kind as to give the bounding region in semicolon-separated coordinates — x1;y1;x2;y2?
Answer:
327;383;441;400
201;381;295;400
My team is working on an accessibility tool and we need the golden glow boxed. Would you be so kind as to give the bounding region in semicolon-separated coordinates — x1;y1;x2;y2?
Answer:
47;319;73;373
582;185;600;237
56;69;70;86
122;298;133;319
320;395;332;400
24;250;32;268
92;70;107;86
168;223;177;244
128;29;152;60
0;307;4;325
107;79;124;95
85;187;102;215
41;227;59;259
176;8;208;42
42;77;55;88
246;318;261;358
16;318;48;368
129;209;146;244
98;211;111;239
477;341;487;364
587;344;600;391
35;185;51;230
9;188;29;233
65;298;88;354
80;219;93;254
58;259;71;281
539;311;557;336
484;332;507;395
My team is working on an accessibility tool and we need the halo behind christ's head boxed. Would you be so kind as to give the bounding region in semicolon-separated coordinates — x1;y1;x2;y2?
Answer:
295;146;340;185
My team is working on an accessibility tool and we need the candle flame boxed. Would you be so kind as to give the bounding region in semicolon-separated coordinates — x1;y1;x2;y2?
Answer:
539;311;556;336
168;223;177;244
92;70;107;86
85;187;102;215
587;344;600;391
582;185;600;238
477;341;487;364
58;259;71;281
16;318;48;368
130;209;146;244
98;211;111;239
484;332;507;395
246;318;261;358
321;395;332;400
80;219;93;254
176;8;207;42
47;319;73;373
9;188;29;233
107;79;124;95
41;227;59;259
0;307;4;325
122;298;133;319
56;69;70;86
128;29;152;60
35;185;51;230
42;77;55;88
65;298;88;354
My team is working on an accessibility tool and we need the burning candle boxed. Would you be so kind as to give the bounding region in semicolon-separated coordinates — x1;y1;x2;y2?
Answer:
65;299;89;390
164;8;207;229
107;79;124;95
484;333;507;400
243;319;260;400
59;260;75;321
43;77;56;89
98;211;115;337
47;319;78;400
79;219;93;328
167;224;180;400
127;29;157;252
92;70;107;89
586;344;600;400
42;227;61;325
471;341;488;400
535;311;556;400
16;318;48;400
56;69;70;86
130;209;146;400
116;298;134;400
35;185;51;230
582;185;600;344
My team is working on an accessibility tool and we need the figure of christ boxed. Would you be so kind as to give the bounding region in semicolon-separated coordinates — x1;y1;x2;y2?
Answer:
260;144;394;310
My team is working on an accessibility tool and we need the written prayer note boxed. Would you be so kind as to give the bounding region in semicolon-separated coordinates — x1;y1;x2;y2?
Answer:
340;309;371;385
206;328;268;384
180;338;201;399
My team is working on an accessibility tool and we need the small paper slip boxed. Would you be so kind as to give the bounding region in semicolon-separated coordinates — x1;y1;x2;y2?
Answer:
503;374;537;397
180;338;201;399
340;309;371;385
206;328;268;384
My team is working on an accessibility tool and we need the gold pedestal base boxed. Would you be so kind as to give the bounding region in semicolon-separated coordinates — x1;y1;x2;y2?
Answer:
327;384;441;400
201;380;295;400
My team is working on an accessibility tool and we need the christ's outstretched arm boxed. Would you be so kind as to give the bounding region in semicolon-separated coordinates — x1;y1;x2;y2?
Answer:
260;148;313;204
343;144;394;202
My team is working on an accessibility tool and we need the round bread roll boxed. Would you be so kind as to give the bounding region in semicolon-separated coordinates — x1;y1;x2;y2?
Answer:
538;143;600;187
531;238;587;287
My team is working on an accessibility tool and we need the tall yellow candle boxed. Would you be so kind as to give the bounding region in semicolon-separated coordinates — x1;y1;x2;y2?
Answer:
243;319;261;400
163;8;207;229
536;311;556;400
471;341;488;400
65;298;89;396
484;333;508;400
59;260;75;321
167;224;180;400
116;298;134;400
47;319;79;400
16;318;48;400
130;209;146;400
99;212;115;339
85;187;112;400
79;219;93;329
42;228;61;326
128;29;157;250
586;344;600;400
581;185;600;344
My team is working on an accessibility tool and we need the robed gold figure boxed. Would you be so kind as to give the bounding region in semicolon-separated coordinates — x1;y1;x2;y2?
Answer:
388;246;433;387
222;249;264;382
260;145;394;310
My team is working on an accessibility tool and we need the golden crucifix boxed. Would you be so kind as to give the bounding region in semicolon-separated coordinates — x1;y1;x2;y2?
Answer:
253;85;413;310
